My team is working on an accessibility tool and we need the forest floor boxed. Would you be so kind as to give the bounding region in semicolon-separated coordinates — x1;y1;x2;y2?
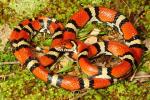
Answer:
0;0;150;100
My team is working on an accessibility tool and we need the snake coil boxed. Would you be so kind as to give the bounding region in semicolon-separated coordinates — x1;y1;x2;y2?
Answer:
9;6;143;91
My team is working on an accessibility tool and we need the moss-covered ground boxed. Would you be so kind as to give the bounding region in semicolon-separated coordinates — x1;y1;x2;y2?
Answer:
0;0;150;100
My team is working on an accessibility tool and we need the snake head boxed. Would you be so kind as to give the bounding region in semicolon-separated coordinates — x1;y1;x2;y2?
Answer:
54;40;77;53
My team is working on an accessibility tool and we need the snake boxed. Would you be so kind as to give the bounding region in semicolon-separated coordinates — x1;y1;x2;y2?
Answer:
9;6;143;91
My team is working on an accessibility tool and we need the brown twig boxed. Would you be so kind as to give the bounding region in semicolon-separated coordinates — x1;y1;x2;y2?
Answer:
0;61;20;65
130;68;150;81
130;68;138;81
134;75;150;79
0;73;15;80
121;0;131;17
133;8;145;25
70;91;89;100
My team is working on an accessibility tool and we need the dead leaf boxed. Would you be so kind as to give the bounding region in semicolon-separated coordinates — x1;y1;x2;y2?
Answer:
0;24;12;51
84;36;97;44
89;28;100;36
143;38;150;51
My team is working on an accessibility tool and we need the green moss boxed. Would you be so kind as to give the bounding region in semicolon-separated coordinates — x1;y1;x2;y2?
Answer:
9;0;48;16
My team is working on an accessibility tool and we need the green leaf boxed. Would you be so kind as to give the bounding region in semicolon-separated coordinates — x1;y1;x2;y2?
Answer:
42;38;52;46
57;61;73;73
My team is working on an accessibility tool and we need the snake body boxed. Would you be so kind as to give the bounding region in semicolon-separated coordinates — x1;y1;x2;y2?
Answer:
9;7;143;91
